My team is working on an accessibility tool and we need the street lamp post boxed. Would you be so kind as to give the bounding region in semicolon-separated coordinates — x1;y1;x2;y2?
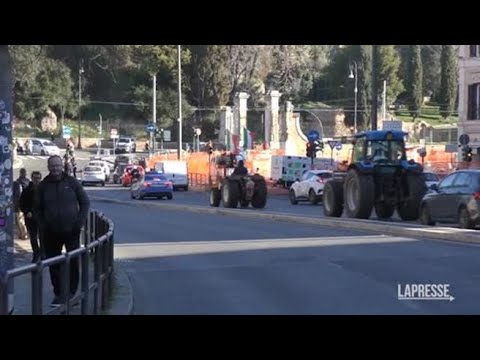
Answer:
177;45;183;160
349;62;358;133
78;61;84;149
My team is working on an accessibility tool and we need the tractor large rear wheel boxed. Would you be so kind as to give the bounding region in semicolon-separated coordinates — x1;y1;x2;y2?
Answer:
323;181;344;217
251;178;267;209
344;170;374;219
222;181;239;208
397;175;427;221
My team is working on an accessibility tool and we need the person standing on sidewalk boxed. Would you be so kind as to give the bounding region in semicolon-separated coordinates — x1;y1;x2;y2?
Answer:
13;168;30;240
34;155;90;306
19;171;43;263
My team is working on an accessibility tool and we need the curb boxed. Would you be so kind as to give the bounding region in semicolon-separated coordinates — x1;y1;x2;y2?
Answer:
90;195;480;245
105;262;134;315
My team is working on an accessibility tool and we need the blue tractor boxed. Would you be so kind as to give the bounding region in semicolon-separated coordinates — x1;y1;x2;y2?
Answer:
323;130;427;220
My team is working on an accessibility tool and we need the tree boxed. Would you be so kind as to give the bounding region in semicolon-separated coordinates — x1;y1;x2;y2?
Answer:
377;45;404;108
264;45;314;104
352;45;372;130
187;45;231;108
439;45;458;119
405;45;423;119
9;45;49;121
420;45;442;101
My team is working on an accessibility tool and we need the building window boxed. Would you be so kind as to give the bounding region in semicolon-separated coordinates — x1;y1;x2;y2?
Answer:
470;45;480;57
468;83;480;120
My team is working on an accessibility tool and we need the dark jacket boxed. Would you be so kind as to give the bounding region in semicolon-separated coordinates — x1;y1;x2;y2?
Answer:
13;176;30;211
19;182;35;215
232;165;248;176
35;173;90;233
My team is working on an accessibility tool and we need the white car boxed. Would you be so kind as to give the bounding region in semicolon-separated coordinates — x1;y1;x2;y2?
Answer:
82;166;105;186
88;160;111;181
289;170;333;205
422;172;440;189
31;138;60;156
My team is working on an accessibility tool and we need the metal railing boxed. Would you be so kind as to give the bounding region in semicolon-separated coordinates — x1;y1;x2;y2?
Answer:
188;173;208;189
0;210;114;315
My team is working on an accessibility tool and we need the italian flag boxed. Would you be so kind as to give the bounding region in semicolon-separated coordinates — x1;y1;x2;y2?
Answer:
243;127;254;150
225;130;240;154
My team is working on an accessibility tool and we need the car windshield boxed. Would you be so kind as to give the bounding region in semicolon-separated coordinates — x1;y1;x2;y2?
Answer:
42;141;55;146
85;166;102;172
366;140;405;162
423;173;439;181
145;175;167;181
316;172;332;179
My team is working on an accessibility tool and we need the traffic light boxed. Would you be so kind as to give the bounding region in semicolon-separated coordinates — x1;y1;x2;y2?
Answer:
306;142;314;158
314;140;324;153
464;146;473;162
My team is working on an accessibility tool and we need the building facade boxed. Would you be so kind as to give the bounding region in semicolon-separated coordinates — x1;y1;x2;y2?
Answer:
458;45;480;159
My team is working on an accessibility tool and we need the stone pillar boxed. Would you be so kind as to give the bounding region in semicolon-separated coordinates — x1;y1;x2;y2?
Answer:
234;92;250;149
265;90;281;149
280;101;293;149
218;106;233;146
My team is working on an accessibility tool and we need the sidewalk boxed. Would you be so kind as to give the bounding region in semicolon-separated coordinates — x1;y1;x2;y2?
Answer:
12;236;132;315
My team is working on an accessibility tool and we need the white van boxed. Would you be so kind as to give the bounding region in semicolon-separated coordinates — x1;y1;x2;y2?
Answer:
155;160;188;191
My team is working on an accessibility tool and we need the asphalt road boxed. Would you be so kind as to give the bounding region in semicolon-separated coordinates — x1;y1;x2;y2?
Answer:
91;199;480;315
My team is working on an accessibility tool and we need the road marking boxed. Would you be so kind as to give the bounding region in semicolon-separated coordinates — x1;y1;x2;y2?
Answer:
113;235;417;259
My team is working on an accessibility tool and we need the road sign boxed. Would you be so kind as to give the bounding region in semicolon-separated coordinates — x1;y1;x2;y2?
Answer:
110;128;119;139
445;144;457;153
328;140;337;149
146;123;156;133
62;126;71;139
307;130;320;142
417;147;427;157
459;134;470;146
382;120;403;131
163;130;171;142
335;142;342;151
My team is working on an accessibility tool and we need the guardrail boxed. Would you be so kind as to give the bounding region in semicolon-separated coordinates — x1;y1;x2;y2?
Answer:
0;210;114;315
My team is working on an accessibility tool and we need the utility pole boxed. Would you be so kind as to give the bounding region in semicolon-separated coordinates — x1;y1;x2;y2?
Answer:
177;45;183;160
0;45;15;314
152;74;157;155
97;113;102;154
77;60;84;149
383;80;387;122
371;45;379;131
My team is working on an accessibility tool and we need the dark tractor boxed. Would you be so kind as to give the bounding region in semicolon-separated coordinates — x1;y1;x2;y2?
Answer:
323;130;427;220
208;153;267;209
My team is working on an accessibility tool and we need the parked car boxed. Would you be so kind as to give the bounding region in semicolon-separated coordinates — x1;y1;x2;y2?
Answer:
422;171;440;189
31;138;60;156
81;166;105;186
419;169;480;229
289;170;333;205
131;172;173;200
